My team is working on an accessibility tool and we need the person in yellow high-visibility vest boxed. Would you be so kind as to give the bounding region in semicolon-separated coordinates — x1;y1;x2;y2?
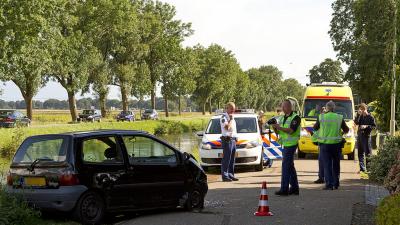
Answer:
313;101;349;190
272;99;300;196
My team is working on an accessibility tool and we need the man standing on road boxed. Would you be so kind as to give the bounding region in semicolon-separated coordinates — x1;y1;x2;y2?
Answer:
355;103;376;173
272;100;300;196
313;101;349;190
220;102;239;182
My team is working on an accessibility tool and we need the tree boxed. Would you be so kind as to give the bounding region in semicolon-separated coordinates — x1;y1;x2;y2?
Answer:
329;0;400;130
307;58;344;84
49;1;101;121
0;0;60;119
139;0;192;109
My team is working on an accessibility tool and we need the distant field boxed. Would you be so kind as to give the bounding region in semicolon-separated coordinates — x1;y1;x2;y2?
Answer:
31;110;210;124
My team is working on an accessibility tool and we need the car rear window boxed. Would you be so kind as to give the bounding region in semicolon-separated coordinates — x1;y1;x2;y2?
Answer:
13;136;69;164
0;111;13;117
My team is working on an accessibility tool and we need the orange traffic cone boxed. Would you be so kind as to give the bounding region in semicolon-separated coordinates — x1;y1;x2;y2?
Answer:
254;181;273;216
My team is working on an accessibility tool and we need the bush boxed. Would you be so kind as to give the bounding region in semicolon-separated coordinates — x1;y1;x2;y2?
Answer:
375;193;400;225
384;152;400;194
369;136;400;184
0;128;26;158
0;186;42;225
154;120;184;135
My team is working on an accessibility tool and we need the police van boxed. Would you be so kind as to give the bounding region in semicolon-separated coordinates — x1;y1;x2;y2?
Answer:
198;110;283;171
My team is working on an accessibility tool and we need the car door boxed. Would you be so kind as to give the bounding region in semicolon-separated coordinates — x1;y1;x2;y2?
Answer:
77;135;132;210
120;134;186;209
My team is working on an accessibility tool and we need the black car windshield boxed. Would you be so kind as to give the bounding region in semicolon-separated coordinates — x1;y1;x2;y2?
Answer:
13;136;69;164
144;109;153;113
83;110;94;114
303;99;354;120
0;110;13;117
205;117;258;134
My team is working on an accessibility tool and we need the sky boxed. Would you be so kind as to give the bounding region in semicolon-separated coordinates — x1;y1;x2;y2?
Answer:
0;0;337;101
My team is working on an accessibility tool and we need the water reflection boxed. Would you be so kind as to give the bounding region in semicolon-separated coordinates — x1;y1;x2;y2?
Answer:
159;133;201;155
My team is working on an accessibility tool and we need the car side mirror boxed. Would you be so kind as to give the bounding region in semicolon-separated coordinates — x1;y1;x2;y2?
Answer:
196;131;204;137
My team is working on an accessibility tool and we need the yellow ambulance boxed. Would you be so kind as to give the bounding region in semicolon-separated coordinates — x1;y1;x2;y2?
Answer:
298;82;356;159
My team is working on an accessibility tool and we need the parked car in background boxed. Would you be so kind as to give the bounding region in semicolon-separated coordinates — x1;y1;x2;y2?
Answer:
141;109;158;120
116;110;135;122
6;130;208;225
0;110;30;128
77;109;102;122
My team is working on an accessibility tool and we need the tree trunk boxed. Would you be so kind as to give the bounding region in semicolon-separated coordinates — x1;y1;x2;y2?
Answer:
178;96;182;115
208;99;212;114
202;102;206;115
164;96;169;117
151;87;156;109
67;91;78;122
121;85;128;111
99;92;107;117
24;95;33;120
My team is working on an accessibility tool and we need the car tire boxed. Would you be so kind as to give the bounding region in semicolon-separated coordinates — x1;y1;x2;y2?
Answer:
297;149;306;158
185;188;205;211
255;153;264;171
347;151;355;160
98;118;101;123
73;191;105;225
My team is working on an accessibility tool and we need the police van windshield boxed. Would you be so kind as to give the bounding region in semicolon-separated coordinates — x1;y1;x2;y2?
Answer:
303;99;353;120
205;117;258;134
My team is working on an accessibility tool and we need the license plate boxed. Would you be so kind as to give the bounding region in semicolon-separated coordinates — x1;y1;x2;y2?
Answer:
24;177;46;187
218;152;239;158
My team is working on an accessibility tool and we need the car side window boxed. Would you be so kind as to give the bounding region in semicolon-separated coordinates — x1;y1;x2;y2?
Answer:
122;136;177;165
81;136;123;164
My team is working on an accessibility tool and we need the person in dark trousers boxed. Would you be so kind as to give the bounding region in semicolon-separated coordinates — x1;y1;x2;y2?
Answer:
314;101;349;190
311;130;325;184
272;100;300;196
220;102;238;182
355;103;376;173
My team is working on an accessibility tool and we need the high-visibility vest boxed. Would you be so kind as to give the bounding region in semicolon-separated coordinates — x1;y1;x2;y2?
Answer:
311;130;319;144
318;112;343;144
278;113;300;147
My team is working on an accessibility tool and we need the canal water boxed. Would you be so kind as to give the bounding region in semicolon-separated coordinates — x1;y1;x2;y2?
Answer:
160;132;202;159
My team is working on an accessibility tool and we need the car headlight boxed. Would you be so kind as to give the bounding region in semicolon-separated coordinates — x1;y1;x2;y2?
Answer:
344;129;354;138
246;140;260;149
201;143;212;150
300;128;310;137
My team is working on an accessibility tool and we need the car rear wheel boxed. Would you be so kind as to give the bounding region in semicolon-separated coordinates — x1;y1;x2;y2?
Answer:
73;191;105;225
98;118;101;123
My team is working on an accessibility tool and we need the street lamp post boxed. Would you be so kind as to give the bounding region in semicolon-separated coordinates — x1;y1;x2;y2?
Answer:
390;4;397;136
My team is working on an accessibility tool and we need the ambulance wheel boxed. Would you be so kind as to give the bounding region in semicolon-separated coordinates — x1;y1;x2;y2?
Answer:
297;150;306;159
347;151;355;160
255;154;264;171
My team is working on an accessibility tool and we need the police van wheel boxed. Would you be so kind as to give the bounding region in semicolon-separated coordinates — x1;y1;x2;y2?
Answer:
347;151;355;160
255;155;264;171
297;150;306;159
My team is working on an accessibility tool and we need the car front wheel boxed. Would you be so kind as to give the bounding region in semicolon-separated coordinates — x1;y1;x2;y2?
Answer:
73;191;105;225
185;188;205;211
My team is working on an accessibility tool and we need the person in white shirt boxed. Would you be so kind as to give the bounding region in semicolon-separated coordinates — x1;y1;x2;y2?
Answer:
220;102;238;182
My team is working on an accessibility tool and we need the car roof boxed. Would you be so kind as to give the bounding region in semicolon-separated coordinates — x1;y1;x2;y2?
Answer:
27;130;149;139
210;113;258;119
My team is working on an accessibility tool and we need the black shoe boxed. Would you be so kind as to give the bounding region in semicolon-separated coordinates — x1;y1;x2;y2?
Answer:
222;178;232;182
289;189;299;195
275;190;289;196
230;177;239;181
334;186;339;190
322;187;333;190
314;178;325;184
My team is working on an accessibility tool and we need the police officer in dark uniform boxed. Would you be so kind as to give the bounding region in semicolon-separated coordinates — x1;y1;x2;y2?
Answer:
355;103;376;173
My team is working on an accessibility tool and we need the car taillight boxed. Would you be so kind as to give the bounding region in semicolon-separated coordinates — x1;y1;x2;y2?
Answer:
7;173;13;186
59;173;80;186
5;117;13;122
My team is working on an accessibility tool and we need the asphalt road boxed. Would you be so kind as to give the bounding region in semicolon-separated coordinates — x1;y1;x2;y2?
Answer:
117;159;365;225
